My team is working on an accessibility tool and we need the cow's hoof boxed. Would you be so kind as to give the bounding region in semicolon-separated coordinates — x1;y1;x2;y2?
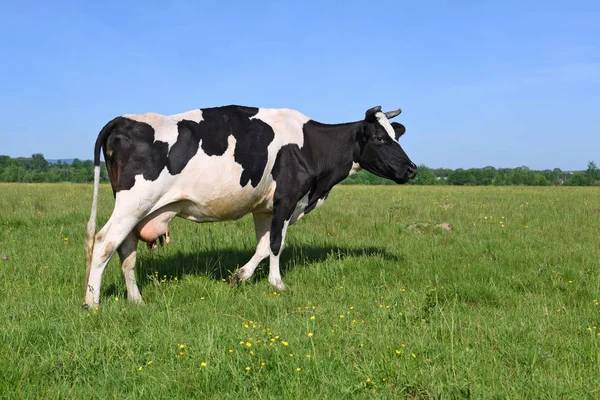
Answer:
227;272;243;288
269;279;286;291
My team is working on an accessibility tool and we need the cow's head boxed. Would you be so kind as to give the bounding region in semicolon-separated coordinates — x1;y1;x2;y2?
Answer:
354;105;417;184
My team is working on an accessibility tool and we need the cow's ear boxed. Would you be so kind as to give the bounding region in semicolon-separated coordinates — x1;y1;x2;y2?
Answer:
365;105;381;122
391;122;406;140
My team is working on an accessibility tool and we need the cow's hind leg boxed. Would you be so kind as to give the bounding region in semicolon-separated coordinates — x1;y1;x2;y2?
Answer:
118;232;143;304
84;215;139;308
232;211;272;285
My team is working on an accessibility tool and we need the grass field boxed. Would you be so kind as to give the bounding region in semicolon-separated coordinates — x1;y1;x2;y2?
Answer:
0;183;599;399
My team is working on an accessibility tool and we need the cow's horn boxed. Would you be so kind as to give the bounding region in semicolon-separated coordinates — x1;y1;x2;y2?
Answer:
365;105;382;121
384;108;402;119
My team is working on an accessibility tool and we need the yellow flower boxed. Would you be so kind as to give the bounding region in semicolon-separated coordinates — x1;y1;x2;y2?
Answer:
246;342;252;348
229;349;234;353
395;349;401;355
411;353;416;358
310;316;315;320
243;324;249;329
359;343;364;348
307;332;313;337
115;297;119;302
138;366;143;371
282;341;288;346
366;378;371;383
200;362;207;367
179;344;185;349
401;343;406;348
261;362;265;366
147;361;153;365
339;315;344;319
297;367;301;372
245;367;250;371
350;306;354;310
330;329;335;333
179;351;185;356
289;353;294;357
239;341;245;345
306;354;311;359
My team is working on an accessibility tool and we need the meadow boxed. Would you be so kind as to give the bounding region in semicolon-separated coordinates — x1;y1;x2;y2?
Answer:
0;183;599;399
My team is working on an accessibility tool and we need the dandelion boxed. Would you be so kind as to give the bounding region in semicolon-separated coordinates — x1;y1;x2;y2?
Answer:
138;366;143;371
289;353;294;357
401;343;406;348
298;307;302;311
229;349;234;353
239;341;245;345
282;341;288;346
366;378;371;383
261;362;265;366
115;297;119;302
330;329;335;333
395;349;401;355
243;324;249;329
200;362;207;368
246;342;252;348
386;305;390;310
201;297;205;300
306;354;311;359
307;332;313;337
310;316;315;320
147;361;153;365
250;351;254;355
411;353;416;358
359;343;364;348
339;315;344;319
245;367;251;371
179;344;185;350
350;306;354;310
179;351;185;356
382;377;387;382
297;367;301;372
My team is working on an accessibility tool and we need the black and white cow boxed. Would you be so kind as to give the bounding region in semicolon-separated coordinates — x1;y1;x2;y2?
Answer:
84;105;416;307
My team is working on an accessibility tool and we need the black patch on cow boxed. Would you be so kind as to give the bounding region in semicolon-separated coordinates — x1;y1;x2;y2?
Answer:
169;106;275;186
100;106;276;192
103;117;169;192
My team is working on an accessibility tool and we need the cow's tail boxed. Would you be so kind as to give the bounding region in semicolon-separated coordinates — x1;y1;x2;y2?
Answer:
85;118;118;280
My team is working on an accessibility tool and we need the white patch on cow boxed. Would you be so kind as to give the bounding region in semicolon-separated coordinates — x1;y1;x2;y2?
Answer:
251;108;309;149
348;162;362;177
375;112;397;141
123;109;203;150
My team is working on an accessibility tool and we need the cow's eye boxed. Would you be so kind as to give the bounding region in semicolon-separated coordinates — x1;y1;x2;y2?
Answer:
375;137;386;143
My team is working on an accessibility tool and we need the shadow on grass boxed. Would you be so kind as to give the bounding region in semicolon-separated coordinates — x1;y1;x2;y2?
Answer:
123;244;404;291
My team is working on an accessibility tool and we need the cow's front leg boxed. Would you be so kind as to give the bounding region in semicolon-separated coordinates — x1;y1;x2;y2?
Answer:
233;212;272;285
268;199;300;290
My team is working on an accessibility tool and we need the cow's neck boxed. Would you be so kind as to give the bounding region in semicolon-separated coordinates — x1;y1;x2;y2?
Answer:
299;120;363;200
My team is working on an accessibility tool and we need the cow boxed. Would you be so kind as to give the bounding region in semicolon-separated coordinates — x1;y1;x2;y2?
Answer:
83;105;417;308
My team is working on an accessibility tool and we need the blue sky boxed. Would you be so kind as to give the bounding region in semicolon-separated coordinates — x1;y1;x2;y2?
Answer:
0;0;598;170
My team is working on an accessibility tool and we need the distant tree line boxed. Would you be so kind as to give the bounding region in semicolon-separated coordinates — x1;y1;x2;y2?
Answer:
0;154;108;183
0;154;599;186
343;162;600;186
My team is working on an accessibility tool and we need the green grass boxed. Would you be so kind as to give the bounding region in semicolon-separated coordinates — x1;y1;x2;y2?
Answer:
0;183;599;399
